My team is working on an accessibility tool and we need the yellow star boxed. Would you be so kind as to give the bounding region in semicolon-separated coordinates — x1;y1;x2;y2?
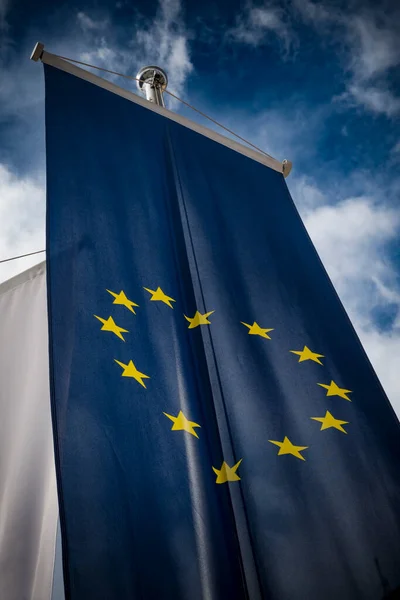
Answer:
317;380;352;401
241;321;274;339
106;289;139;314
94;315;128;341
212;459;242;484
269;436;308;461
143;287;176;309
184;310;214;329
163;410;201;438
311;411;349;434
290;345;324;365
114;359;150;388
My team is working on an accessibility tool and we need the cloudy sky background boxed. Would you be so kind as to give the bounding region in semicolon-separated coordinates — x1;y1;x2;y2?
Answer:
0;0;399;410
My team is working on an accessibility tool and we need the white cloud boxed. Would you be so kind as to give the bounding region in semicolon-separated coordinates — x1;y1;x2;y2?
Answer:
0;164;45;282
348;14;399;81
228;4;294;54
287;174;325;212
291;0;333;26
356;328;400;410
77;11;109;32
292;0;399;76
292;1;400;117
344;13;400;117
230;1;400;116
303;196;399;299
79;0;193;105
344;83;400;118
290;175;400;411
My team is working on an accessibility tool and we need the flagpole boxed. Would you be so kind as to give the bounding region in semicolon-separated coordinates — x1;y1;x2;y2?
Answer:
136;66;168;107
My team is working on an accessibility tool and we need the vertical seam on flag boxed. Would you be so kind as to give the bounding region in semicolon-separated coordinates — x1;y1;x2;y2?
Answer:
162;130;237;598
166;127;264;600
44;63;72;600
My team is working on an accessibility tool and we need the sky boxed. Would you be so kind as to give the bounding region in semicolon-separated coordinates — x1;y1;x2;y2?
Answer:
0;0;399;410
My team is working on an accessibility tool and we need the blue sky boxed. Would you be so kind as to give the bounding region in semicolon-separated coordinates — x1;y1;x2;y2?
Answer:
0;0;399;408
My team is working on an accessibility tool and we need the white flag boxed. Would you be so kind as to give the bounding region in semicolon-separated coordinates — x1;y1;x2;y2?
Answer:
0;262;59;600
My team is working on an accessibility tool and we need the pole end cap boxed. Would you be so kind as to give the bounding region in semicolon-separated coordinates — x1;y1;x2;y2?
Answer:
136;66;168;92
30;42;44;62
282;159;292;178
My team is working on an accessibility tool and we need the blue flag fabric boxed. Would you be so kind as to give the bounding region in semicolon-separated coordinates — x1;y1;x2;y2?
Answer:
45;64;400;600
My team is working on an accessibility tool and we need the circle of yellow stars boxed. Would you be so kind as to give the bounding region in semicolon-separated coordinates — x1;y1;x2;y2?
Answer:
93;286;354;482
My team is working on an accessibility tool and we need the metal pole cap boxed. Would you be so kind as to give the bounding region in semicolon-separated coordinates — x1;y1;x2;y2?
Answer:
136;66;168;92
30;42;44;62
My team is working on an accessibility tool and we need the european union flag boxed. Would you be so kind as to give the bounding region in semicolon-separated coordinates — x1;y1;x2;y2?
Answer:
45;63;400;600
